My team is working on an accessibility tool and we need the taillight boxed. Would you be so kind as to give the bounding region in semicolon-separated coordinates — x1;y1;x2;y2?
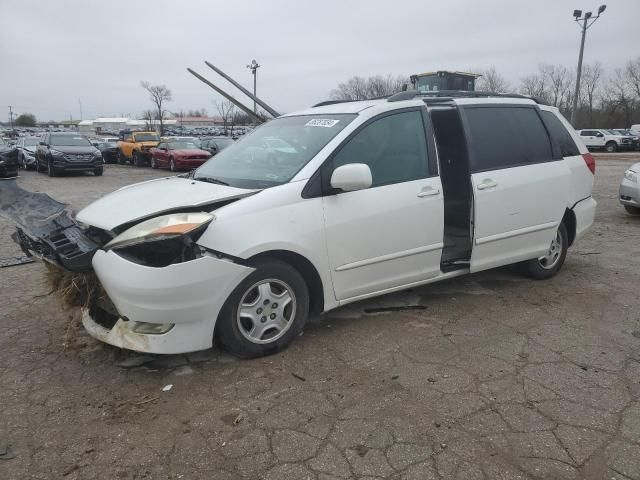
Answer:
582;153;596;175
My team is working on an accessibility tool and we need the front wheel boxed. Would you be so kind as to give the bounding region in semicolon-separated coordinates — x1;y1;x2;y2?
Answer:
47;159;57;177
523;223;568;280
169;158;176;172
624;205;640;215
94;167;103;176
150;157;157;169
216;259;310;358
132;151;141;167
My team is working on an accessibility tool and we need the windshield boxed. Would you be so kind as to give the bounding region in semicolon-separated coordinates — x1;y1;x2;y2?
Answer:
194;114;356;189
50;135;92;146
24;138;39;146
169;141;198;149
103;142;118;148
133;133;160;142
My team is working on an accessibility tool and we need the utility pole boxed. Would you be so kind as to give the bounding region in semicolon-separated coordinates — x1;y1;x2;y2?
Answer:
570;5;607;127
8;105;14;132
246;59;261;113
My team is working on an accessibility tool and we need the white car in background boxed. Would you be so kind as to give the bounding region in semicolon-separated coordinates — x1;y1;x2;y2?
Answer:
16;93;597;357
578;128;635;152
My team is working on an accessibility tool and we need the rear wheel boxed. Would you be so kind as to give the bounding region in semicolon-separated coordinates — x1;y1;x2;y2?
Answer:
624;205;640;215
169;158;176;172
605;141;618;153
150;157;157;169
523;223;568;280
216;259;310;358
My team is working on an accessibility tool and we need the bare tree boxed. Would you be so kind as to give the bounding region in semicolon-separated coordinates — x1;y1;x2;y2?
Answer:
141;109;155;131
216;100;236;135
580;62;603;125
520;73;548;102
331;76;368;100
624;57;640;99
475;66;510;93
140;81;172;135
545;64;574;111
330;74;405;101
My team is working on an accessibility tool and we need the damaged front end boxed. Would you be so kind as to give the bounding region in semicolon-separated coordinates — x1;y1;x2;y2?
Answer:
2;181;103;271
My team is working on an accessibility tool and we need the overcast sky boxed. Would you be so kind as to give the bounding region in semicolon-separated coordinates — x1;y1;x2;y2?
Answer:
1;0;638;122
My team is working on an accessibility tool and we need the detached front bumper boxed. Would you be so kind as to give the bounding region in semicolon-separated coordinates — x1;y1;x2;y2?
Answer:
619;177;640;207
86;250;254;354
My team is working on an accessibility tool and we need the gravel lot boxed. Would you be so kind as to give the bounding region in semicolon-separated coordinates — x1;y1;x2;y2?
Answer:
1;156;639;480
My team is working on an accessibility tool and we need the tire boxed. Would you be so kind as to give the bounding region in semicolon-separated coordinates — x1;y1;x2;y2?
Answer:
132;151;141;167
605;141;618;153
523;223;568;280
94;167;103;176
150;157;157;169
169;158;176;172
216;259;310;358
117;150;126;165
624;205;640;215
36;157;43;172
47;159;57;177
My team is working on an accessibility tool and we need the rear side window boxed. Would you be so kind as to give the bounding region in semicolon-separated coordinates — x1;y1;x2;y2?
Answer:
465;106;553;172
541;111;580;157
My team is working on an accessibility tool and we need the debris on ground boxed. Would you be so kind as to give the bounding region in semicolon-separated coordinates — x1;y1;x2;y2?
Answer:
0;440;16;460
233;413;244;425
0;255;34;268
162;384;173;392
291;372;306;382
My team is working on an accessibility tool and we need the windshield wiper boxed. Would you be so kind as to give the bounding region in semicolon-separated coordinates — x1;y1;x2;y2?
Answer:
193;176;230;186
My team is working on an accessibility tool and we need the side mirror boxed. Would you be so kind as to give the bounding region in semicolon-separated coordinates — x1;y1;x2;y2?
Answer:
330;163;372;192
597;132;604;137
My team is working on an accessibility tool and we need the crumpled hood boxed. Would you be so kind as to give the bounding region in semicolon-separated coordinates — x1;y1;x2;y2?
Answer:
76;176;256;231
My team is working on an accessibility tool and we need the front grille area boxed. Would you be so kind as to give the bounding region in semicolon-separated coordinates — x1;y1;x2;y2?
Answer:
63;153;94;162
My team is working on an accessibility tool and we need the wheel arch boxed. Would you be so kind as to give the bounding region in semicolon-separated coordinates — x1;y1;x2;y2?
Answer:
562;208;576;247
246;250;325;315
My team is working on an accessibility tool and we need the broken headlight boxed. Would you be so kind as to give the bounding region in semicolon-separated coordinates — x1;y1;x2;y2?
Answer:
105;212;214;267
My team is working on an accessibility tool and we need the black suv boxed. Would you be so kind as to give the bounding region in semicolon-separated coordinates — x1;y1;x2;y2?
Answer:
36;132;103;177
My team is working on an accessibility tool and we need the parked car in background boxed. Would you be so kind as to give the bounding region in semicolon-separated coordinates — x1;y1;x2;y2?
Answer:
149;140;211;171
578;129;635;152
0;143;19;178
611;129;640;150
35;132;103;176
168;136;201;148
117;131;160;166
17;136;40;169
17;95;597;357
620;162;640;215
98;141;119;164
200;136;234;156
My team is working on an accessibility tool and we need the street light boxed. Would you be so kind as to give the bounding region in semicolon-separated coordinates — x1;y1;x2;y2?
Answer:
570;5;607;127
246;59;261;114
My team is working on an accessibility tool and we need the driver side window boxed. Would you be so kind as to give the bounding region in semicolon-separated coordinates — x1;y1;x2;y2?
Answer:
327;110;429;188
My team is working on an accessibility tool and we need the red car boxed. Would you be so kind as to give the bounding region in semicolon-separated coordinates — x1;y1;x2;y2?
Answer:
149;141;212;171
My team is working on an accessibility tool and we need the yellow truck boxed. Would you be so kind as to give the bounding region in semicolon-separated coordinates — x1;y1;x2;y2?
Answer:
117;131;161;166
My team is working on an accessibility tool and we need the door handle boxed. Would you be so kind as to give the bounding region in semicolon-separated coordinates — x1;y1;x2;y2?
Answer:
477;179;498;190
417;187;440;197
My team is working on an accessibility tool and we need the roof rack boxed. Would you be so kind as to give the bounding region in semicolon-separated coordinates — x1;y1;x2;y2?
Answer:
312;99;360;107
387;89;543;104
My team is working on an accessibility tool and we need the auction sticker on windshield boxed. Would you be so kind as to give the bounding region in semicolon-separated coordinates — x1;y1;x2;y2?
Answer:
305;119;340;128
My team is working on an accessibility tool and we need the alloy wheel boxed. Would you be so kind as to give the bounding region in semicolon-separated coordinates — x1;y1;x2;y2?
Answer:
236;279;296;344
538;229;563;269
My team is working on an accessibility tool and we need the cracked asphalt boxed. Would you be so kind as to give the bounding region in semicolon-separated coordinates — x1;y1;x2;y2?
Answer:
1;156;639;480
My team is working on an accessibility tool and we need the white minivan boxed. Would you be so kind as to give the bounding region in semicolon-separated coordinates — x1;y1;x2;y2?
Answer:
17;93;597;357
